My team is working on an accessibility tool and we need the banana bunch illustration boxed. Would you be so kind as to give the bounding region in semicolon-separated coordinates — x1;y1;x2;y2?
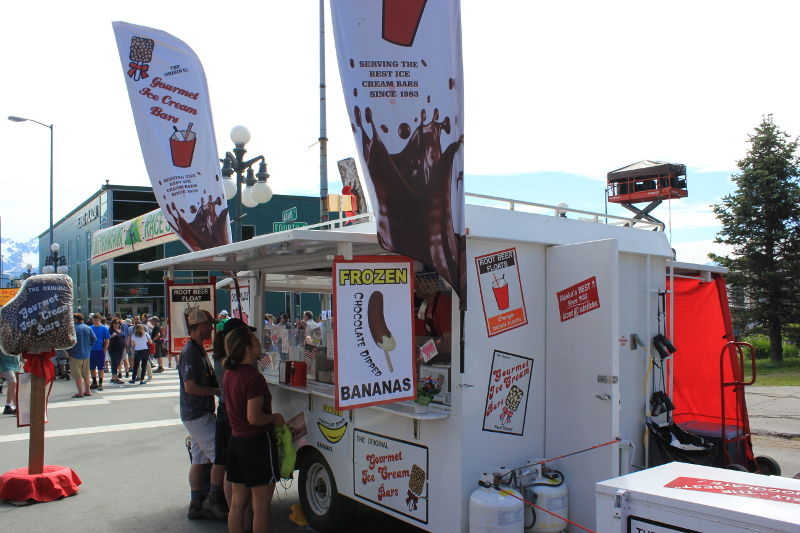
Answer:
318;420;348;444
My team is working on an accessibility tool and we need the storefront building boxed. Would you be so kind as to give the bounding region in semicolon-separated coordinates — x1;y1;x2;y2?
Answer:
38;184;325;320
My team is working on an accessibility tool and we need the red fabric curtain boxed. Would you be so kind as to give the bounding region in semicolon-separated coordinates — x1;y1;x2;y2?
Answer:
667;276;742;425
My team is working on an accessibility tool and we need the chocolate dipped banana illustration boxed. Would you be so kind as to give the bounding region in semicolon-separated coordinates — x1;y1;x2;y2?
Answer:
368;291;395;372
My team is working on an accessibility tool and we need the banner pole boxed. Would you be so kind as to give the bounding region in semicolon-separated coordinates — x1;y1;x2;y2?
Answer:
28;373;46;475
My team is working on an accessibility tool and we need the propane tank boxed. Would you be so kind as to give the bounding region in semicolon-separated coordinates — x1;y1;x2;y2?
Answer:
523;460;568;533
469;470;525;533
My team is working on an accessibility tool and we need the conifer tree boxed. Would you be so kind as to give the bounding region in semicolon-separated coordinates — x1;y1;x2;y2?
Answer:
710;115;800;362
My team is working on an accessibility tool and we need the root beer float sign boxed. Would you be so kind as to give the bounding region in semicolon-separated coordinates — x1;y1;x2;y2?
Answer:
333;256;415;410
112;21;231;252
331;0;467;306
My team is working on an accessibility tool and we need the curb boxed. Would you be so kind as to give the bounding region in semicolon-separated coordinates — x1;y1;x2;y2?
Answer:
751;430;800;440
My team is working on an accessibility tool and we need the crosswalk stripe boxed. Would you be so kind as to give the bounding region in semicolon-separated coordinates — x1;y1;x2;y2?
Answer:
0;419;183;443
99;385;178;392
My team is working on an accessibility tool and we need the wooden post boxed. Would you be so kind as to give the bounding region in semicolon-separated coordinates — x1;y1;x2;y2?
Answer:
28;373;46;475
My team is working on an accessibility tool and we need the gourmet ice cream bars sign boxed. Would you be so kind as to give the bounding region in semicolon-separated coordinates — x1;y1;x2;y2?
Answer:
112;21;231;252
333;256;415;410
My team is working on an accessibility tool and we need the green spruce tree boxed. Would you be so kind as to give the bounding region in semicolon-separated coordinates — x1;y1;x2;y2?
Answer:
710;115;800;362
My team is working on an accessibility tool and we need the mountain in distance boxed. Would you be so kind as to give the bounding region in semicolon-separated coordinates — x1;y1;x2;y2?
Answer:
1;237;39;279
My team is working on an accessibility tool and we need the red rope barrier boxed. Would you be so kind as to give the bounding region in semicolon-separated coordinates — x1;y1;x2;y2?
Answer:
529;438;621;466
492;439;621;533
501;488;597;533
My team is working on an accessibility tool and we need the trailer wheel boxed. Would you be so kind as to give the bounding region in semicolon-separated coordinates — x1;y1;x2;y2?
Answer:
755;455;781;476
298;449;355;533
724;463;748;472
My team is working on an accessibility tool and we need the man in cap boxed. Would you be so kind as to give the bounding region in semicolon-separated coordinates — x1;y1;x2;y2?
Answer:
177;308;227;520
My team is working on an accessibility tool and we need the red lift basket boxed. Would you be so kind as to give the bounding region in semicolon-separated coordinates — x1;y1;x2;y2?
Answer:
607;160;688;204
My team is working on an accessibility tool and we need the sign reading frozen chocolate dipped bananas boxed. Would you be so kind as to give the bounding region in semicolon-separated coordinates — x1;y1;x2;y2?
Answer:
331;1;467;307
333;256;415;410
112;21;232;252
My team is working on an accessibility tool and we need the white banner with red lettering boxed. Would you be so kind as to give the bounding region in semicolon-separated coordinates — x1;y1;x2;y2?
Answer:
112;21;231;252
330;1;466;304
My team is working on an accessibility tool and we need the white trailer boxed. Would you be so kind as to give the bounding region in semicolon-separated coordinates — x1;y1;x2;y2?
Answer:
141;199;722;533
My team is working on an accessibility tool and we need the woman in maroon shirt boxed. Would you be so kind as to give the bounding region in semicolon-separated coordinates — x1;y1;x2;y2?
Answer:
222;326;286;533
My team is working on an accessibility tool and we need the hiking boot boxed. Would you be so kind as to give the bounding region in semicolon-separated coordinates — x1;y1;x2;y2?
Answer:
154;367;164;373
202;492;229;519
90;382;98;390
97;385;104;391
187;498;214;519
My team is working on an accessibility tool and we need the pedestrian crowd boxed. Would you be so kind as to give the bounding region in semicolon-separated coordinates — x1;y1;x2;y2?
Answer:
60;312;171;397
2;306;297;533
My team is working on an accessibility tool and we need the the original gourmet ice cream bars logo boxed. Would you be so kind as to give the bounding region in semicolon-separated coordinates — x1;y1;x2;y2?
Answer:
113;21;231;252
331;0;466;306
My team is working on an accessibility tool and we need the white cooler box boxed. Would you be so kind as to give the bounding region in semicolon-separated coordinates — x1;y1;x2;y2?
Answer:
596;463;800;533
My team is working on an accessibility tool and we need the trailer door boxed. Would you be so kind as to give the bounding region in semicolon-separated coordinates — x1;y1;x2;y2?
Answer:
545;239;620;532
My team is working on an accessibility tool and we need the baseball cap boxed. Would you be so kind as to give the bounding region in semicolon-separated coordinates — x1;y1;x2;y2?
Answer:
188;308;220;326
220;310;229;316
221;318;256;336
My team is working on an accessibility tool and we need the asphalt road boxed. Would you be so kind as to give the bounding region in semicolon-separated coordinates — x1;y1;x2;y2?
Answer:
1;372;797;533
0;369;422;533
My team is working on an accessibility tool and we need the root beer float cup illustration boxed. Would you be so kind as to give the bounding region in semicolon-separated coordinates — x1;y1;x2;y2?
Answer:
170;122;196;168
491;274;509;311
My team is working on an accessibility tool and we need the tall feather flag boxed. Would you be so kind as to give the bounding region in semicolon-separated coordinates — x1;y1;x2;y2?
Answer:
330;1;466;307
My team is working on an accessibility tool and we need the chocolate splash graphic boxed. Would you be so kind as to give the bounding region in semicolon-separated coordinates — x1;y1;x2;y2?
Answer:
354;105;465;298
165;194;230;250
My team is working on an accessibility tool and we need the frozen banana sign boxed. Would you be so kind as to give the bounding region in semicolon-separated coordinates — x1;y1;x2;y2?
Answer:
334;256;415;410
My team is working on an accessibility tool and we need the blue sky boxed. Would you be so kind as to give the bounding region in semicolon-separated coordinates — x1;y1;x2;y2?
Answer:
2;1;796;266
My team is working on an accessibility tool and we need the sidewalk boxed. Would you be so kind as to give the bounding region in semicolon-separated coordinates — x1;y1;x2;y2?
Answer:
745;386;800;438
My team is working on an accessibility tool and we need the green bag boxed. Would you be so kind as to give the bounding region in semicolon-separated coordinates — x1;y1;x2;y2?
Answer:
274;424;296;480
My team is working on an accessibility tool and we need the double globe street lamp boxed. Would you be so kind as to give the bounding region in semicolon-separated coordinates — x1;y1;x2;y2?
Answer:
220;126;273;242
42;243;68;275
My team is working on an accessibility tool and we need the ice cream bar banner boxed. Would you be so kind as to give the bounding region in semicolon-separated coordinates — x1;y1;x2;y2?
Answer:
167;281;216;354
333;256;415;410
330;0;466;307
112;21;231;252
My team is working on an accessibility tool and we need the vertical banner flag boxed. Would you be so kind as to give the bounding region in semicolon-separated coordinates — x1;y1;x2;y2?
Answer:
112;21;232;251
333;256;415;410
331;1;466;305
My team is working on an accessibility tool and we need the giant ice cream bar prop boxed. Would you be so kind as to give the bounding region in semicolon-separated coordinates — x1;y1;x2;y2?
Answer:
112;21;232;252
330;0;466;304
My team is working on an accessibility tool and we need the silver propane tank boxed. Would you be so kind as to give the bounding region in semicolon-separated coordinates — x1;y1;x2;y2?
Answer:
522;459;568;533
469;469;525;533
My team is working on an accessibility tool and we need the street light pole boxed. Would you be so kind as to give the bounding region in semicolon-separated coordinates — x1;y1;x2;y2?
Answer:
8;116;54;248
220;125;273;243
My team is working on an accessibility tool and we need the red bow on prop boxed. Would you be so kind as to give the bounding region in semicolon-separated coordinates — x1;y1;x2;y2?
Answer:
501;406;514;423
406;489;419;511
127;62;150;79
23;350;56;385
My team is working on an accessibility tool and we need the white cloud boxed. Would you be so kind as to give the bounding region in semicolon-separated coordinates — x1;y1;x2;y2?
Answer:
672;240;733;265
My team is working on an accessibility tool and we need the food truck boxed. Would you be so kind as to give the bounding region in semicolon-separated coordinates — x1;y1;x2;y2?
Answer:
139;198;788;533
